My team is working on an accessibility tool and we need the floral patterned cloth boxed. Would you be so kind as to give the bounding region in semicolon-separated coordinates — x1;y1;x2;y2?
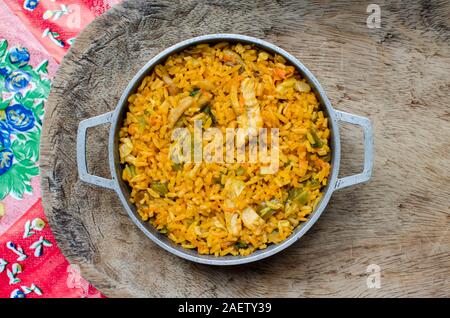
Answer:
0;0;120;298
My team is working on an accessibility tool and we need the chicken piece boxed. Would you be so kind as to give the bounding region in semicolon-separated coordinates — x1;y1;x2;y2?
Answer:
225;211;242;236
212;216;227;231
294;80;311;93
168;96;194;127
241;78;258;107
224;177;245;199
241;78;263;134
275;77;296;94
230;80;243;115
155;65;180;96
223;49;245;67
242;207;265;231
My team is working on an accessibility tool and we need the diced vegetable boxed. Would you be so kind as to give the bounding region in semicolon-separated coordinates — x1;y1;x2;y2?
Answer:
287;187;301;201
235;241;248;249
159;226;168;234
287;187;309;208
242;207;265;230
138;116;147;131
317;148;327;156
124;154;137;166
278;220;291;228
307;129;323;148
235;166;245;176
258;51;269;61
119;138;133;158
201;104;217;125
123;164;137;181
190;87;201;96
172;163;182;171
224;177;245;199
320;153;331;162
213;176;222;185
151;181;169;196
275;78;296;94
308;179;321;190
294;81;311;93
295;191;309;205
298;173;312;183
259;207;275;220
129;165;136;178
266;199;283;210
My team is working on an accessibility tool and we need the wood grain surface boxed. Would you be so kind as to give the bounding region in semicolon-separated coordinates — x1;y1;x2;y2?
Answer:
40;0;450;297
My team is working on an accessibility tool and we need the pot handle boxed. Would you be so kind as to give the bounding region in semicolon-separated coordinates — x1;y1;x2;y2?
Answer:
77;111;116;190
334;110;374;190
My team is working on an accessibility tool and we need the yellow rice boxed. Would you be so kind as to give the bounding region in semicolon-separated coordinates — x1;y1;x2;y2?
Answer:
119;42;331;256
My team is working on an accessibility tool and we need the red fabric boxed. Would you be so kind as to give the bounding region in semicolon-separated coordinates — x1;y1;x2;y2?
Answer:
0;199;102;298
1;0;121;298
4;0;116;63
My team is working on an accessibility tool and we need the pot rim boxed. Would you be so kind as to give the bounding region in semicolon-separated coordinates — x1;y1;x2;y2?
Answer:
94;34;357;265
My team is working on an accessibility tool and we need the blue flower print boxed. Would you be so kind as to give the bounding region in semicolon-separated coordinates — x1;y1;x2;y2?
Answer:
10;289;26;298
0;40;49;199
0;121;11;150
5;104;35;132
23;0;39;11
9;46;30;68
5;70;31;92
0;149;14;176
0;66;10;77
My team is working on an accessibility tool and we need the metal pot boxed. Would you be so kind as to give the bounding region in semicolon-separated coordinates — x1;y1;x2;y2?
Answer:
76;34;373;265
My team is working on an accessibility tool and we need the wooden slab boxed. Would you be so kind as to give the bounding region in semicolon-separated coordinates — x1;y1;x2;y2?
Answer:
40;0;450;297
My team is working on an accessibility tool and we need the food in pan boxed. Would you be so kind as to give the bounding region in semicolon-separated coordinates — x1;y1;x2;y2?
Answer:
119;42;331;256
